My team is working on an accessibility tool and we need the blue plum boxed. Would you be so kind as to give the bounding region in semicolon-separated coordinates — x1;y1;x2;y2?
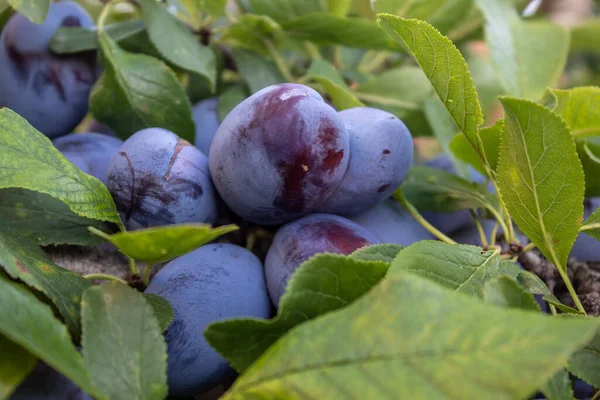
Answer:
209;83;349;225
192;97;219;156
145;243;271;397
574;378;595;399
0;1;97;138
350;198;435;245
265;213;379;306
10;361;92;400
53;132;123;184
571;197;600;262
106;128;217;230
320;107;414;216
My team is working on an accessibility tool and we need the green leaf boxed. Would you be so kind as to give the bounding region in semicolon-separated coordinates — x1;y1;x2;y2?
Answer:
82;283;167;400
578;138;600;197
450;119;502;174
0;188;113;246
543;295;584;315
90;33;195;142
0;276;102;399
582;208;600;241
350;244;404;263
543;87;600;138
355;67;433;113
542;369;574;400
138;0;216;89
327;0;351;16
282;13;403;51
90;224;237;264
223;272;600;400
205;254;389;372
483;275;540;311
401;166;498;213
474;0;569;100
423;97;471;179
568;330;600;388
231;48;284;93
249;0;326;21
0;336;37;400
0;109;120;225
516;270;551;295
390;241;522;297
217;84;249;122
221;14;282;55
7;0;48;23
0;226;92;337
313;77;364;110
378;15;484;147
307;59;347;87
143;294;174;332
372;0;474;34
497;97;585;270
49;20;145;54
571;18;600;54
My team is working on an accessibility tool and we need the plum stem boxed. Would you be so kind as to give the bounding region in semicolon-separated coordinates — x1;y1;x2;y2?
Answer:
141;262;156;287
556;267;586;315
128;256;140;275
592;389;600;400
549;304;558;316
489;222;499;246
393;189;457;245
264;40;293;82
522;242;536;253
469;210;488;248
84;273;128;285
97;1;113;36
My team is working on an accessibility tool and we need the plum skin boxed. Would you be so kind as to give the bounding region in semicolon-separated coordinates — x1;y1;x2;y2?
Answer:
145;243;271;397
192;97;220;156
106;128;217;230
350;198;435;246
0;1;97;138
10;361;92;400
209;83;350;225
53;133;123;184
321;107;414;216
265;213;379;306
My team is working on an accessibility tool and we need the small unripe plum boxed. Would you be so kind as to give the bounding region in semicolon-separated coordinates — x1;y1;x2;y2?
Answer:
145;244;271;397
0;1;97;138
192;97;219;156
53;133;123;184
209;84;349;225
350;199;436;245
107;128;217;230
10;361;92;400
265;213;379;306
321;107;414;216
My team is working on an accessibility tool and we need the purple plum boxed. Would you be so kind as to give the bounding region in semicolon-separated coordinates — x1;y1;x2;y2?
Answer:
320;107;414;216
265;213;379;306
0;1;97;138
192;97;219;156
10;361;91;400
106;128;217;230
145;244;271;397
209;83;349;225
53;132;122;184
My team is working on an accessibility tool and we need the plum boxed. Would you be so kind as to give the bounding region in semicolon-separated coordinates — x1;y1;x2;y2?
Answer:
106;128;217;230
53;133;123;184
209;83;349;225
350;198;435;245
265;213;379;306
320;107;414;216
192;97;219;156
574;378;595;399
570;197;600;262
0;1;97;138
145;243;271;397
10;361;91;400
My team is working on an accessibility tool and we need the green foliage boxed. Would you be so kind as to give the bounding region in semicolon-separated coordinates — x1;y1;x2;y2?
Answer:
205;254;389;372
568;330;600;388
223;273;599;400
90;33;195;142
231;48;284;93
450;119;501;174
483;275;540;311
143;294;175;332
50;20;145;54
542;369;574;400
0;109;121;226
82;283;168;400
217;84;250;121
350;244;404;262
90;224;238;264
497;97;585;270
0;276;102;399
7;0;47;23
0;335;36;400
